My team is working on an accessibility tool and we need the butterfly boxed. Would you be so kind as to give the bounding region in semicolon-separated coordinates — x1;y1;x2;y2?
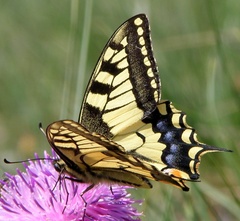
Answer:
46;14;230;192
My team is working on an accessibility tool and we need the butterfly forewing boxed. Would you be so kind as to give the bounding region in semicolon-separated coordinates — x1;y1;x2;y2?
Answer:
79;14;159;138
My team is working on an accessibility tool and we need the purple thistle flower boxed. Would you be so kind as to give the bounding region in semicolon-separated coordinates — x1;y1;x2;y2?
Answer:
0;151;142;221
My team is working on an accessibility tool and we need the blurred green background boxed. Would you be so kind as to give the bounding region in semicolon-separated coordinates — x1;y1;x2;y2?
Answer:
0;0;239;220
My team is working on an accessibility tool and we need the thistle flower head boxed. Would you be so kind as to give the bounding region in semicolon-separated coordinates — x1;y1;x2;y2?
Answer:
0;151;142;221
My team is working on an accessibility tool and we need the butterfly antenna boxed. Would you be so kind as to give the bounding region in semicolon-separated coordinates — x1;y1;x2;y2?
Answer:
39;122;46;136
4;157;52;164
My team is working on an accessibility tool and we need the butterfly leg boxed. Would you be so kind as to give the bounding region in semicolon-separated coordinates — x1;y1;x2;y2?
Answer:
81;184;95;221
110;185;114;195
61;176;70;214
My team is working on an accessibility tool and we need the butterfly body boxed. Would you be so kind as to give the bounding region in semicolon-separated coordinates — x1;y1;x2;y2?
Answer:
46;14;230;191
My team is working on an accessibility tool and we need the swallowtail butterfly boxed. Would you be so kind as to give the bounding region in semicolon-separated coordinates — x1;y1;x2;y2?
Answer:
46;14;230;191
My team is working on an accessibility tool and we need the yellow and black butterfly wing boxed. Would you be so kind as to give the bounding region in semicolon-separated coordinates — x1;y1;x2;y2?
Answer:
79;14;160;138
